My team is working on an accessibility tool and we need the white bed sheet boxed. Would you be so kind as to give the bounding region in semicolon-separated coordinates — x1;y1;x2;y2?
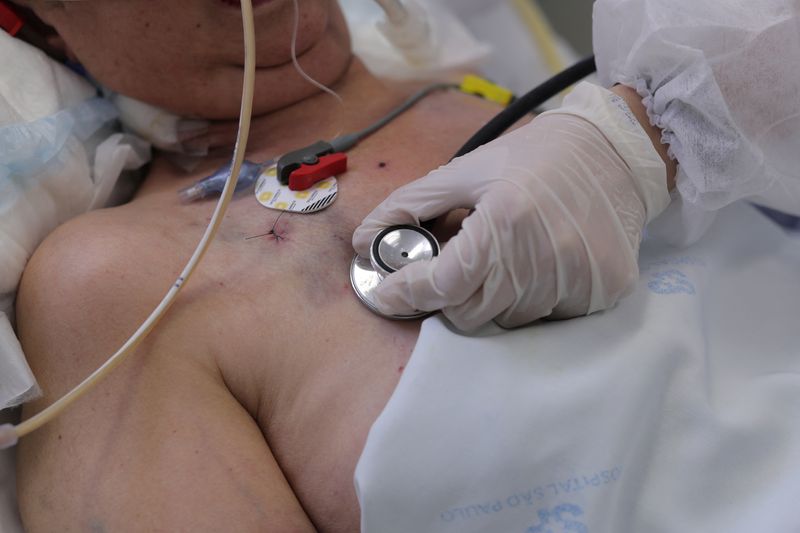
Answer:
357;202;800;533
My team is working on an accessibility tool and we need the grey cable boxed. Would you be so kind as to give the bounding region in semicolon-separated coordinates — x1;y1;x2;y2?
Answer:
330;82;457;153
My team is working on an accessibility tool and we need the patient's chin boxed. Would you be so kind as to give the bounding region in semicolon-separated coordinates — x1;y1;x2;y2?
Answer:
167;31;351;119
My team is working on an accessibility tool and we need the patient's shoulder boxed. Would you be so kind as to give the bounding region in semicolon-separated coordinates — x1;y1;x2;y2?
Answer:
15;206;166;378
20;207;156;312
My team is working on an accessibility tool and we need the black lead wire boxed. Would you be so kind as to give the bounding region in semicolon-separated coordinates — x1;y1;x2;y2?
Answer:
451;56;597;160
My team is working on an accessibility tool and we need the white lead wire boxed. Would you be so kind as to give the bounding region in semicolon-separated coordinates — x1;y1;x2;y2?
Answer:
9;0;258;443
290;0;343;104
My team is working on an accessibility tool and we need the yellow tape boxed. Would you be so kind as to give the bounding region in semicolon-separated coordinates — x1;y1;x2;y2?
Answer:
460;75;515;106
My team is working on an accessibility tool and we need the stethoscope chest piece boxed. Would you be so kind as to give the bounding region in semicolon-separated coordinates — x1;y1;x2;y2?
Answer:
350;224;440;320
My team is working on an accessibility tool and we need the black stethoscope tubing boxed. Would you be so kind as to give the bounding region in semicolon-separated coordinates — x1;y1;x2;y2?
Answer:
452;55;597;160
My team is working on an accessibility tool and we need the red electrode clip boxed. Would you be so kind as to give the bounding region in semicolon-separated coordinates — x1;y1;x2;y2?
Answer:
288;152;348;191
0;2;23;36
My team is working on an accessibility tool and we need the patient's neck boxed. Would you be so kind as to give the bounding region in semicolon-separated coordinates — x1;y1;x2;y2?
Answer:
183;59;414;161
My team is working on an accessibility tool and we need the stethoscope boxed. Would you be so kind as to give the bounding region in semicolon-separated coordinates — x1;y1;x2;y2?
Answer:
350;224;440;319
348;55;598;320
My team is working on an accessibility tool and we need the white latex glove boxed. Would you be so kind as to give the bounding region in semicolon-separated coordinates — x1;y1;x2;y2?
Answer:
353;82;671;330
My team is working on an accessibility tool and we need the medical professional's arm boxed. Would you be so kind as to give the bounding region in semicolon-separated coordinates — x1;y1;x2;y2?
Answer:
610;84;676;190
594;0;800;219
353;82;673;331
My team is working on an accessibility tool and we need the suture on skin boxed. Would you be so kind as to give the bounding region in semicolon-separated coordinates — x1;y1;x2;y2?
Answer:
245;211;289;242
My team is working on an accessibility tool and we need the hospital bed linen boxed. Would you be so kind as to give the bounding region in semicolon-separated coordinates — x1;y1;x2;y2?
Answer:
357;202;800;533
0;31;150;410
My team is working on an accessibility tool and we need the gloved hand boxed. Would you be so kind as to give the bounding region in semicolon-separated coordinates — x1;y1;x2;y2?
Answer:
352;82;671;331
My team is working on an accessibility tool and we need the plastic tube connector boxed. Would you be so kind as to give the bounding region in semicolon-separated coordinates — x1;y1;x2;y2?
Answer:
0;424;18;450
373;0;408;25
178;159;270;203
376;0;437;66
178;181;211;203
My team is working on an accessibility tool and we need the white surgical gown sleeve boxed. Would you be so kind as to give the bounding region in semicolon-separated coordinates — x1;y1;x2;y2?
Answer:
593;0;800;240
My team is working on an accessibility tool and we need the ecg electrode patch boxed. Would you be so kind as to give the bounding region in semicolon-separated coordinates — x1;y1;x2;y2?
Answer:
254;165;338;214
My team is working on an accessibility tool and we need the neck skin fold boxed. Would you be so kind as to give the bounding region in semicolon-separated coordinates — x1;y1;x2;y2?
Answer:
177;59;415;162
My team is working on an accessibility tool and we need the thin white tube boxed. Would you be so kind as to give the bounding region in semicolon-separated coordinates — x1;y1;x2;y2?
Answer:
11;0;258;441
290;0;343;104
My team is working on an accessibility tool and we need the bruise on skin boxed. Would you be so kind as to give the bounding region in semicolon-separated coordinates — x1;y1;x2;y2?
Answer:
298;235;357;305
242;208;357;306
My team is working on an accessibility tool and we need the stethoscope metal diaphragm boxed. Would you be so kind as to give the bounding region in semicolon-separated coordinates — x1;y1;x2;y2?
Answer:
350;224;440;320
